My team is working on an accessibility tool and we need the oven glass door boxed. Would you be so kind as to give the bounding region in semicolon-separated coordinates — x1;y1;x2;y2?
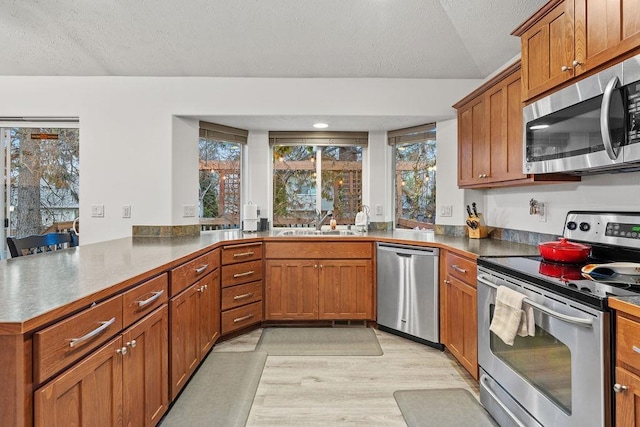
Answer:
489;304;572;413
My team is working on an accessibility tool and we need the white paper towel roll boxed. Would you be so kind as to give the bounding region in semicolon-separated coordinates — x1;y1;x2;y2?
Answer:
244;203;258;220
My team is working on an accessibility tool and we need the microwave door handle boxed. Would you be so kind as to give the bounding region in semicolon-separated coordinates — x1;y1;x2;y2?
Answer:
600;75;622;161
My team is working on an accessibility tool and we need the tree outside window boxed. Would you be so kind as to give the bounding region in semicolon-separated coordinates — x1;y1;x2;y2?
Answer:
394;134;436;229
273;145;362;227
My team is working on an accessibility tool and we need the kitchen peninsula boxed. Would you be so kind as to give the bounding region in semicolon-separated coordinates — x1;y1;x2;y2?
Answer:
0;229;539;426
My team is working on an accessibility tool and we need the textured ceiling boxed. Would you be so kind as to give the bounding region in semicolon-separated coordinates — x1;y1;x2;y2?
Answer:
1;0;546;79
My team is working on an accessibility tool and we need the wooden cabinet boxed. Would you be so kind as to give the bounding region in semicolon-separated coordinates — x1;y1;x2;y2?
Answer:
169;267;220;400
318;260;373;320
440;251;478;380
220;242;264;335
608;301;640;426
515;0;640;101
264;242;374;321
35;303;169;427
35;337;123;427
454;62;579;188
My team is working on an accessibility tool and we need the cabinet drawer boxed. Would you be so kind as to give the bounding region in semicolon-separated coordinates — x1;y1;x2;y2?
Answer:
617;315;640;371
122;273;168;327
265;242;372;259
221;259;263;288
222;301;263;335
446;252;477;286
34;295;123;384
221;242;263;265
171;249;220;296
221;281;263;311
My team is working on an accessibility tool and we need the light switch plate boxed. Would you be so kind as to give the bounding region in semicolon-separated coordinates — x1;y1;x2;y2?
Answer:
91;204;104;218
122;205;131;218
440;205;453;217
183;205;196;217
375;204;383;215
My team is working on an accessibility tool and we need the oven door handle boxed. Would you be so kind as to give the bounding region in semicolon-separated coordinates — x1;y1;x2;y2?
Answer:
478;275;593;327
480;374;527;427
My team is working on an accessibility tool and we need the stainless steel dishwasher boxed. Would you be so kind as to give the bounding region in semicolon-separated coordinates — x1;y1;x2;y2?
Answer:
376;243;441;348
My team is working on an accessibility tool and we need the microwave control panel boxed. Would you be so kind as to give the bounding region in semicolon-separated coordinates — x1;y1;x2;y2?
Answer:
627;84;640;144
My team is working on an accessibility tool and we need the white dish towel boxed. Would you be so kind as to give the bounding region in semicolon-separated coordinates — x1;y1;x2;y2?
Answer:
489;286;535;346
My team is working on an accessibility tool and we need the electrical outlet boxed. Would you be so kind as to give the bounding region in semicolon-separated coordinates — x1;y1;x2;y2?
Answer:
538;203;547;222
122;205;131;218
183;205;196;218
440;205;453;217
375;204;383;215
91;204;104;218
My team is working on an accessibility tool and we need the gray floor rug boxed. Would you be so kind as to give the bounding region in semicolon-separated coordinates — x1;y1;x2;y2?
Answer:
394;388;498;427
160;351;267;427
255;327;383;356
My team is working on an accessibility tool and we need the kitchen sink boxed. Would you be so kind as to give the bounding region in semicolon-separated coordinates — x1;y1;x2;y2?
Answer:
276;228;361;237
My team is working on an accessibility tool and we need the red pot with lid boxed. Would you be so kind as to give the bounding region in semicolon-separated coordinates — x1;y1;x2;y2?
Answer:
538;238;592;264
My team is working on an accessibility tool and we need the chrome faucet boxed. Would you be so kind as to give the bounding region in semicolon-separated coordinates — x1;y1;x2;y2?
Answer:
315;210;333;230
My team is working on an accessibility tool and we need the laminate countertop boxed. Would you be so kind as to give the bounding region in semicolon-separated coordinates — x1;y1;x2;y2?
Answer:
0;229;539;333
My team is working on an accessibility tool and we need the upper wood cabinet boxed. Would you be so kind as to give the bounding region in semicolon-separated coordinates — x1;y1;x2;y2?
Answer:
514;0;640;102
453;63;578;188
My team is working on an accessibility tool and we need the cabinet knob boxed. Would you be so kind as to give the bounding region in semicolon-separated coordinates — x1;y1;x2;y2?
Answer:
561;65;571;72
116;346;128;356
444;279;451;285
127;340;137;349
572;60;582;68
613;383;628;393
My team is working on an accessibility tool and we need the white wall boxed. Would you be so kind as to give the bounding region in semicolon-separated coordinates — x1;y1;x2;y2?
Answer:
485;172;640;234
0;76;482;243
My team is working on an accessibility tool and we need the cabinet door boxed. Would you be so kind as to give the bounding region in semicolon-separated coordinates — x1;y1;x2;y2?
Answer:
265;260;318;320
34;337;123;427
521;0;575;100
122;306;169;427
615;367;640;426
318;260;373;320
575;0;640;74
445;275;478;380
169;284;200;400
485;72;527;183
457;96;486;186
198;269;221;358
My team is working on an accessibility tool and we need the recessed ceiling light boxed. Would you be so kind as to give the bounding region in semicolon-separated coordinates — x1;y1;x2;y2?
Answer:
313;122;329;129
530;124;550;130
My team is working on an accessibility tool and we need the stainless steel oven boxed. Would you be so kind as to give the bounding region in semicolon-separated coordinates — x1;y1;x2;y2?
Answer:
478;267;607;427
477;211;640;427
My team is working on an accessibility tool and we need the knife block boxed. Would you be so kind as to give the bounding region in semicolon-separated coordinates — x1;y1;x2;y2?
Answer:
467;214;488;239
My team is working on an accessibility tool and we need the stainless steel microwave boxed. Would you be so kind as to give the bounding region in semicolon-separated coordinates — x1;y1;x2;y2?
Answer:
523;54;640;175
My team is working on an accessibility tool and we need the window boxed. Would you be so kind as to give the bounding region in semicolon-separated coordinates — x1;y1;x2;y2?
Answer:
199;122;247;230
1;125;79;259
270;132;367;227
389;124;436;229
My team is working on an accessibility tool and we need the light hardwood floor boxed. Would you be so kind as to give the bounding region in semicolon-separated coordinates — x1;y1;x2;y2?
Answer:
213;327;479;426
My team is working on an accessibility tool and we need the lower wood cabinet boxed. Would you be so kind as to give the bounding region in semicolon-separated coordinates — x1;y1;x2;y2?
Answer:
34;305;169;427
615;367;640;426
265;259;373;320
440;251;478;380
169;269;220;400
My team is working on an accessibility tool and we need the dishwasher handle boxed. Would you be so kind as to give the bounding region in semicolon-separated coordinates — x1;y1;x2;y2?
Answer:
377;243;439;257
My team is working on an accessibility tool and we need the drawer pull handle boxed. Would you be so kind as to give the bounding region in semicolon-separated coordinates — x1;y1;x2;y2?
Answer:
69;317;116;348
233;313;254;323
136;290;164;308
633;346;640;354
233;270;255;278
233;292;254;300
233;251;254;258
451;264;467;274
195;264;209;274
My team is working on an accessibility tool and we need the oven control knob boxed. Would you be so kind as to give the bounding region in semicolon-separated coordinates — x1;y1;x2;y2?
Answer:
614;383;628;393
579;222;590;232
566;221;577;231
